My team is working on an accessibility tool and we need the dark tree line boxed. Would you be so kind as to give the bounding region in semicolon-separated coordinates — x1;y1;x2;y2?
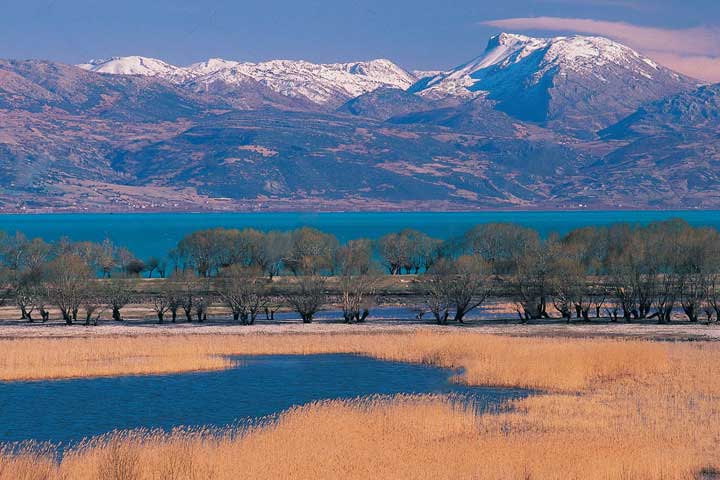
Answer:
1;219;719;326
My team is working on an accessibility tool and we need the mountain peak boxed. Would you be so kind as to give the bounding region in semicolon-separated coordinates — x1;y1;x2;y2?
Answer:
410;32;694;133
486;32;535;50
78;56;185;80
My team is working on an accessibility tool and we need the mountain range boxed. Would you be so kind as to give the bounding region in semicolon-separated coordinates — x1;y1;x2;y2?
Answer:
0;33;717;212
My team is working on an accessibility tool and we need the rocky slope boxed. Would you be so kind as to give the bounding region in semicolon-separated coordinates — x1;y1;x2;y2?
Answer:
0;33;718;211
410;33;696;137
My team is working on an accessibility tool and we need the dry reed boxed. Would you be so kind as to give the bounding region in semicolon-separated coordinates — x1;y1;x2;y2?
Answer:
0;332;719;479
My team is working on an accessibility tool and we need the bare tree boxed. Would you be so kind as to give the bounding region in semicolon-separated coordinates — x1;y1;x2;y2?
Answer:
551;257;581;323
513;240;557;322
423;265;452;324
284;275;326;323
47;254;92;325
589;284;608;319
159;277;182;323
124;259;146;278
264;298;281;321
0;232;30;272
607;242;641;322
702;273;720;323
156;258;168;278
421;256;491;325
105;275;133;322
151;294;171;324
257;231;290;279
335;239;378;323
172;271;200;322
377;232;407;275
680;274;704;322
550;255;594;323
176;228;254;277
285;228;338;276
377;229;442;275
98;238;117;278
14;270;43;322
82;283;105;326
339;273;377;323
145;257;160;278
217;265;268;324
168;247;185;275
115;247;135;275
464;223;540;276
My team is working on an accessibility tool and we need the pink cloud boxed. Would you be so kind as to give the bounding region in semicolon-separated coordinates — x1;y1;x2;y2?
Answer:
646;52;720;83
481;17;720;82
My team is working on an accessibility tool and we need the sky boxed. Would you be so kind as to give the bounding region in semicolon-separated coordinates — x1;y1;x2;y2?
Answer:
1;0;719;81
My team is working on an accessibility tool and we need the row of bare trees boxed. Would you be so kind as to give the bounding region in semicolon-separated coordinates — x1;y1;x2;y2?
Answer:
416;219;720;325
172;227;443;278
1;219;720;326
0;254;134;325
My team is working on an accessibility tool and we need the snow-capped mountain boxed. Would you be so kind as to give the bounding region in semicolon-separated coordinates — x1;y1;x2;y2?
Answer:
214;59;416;107
78;56;193;83
79;56;416;107
410;33;695;134
7;33;718;211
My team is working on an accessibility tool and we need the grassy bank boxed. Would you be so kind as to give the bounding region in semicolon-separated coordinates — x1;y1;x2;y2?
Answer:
0;331;670;385
1;332;719;478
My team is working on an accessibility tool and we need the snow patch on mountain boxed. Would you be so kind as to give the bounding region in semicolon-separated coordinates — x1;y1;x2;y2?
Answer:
79;56;416;106
413;33;675;99
199;59;416;106
78;56;192;82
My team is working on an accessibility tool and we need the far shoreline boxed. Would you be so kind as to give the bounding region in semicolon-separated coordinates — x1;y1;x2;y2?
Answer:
0;207;716;216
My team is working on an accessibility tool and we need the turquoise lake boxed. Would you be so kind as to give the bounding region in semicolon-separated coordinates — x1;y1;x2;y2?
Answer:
1;211;719;260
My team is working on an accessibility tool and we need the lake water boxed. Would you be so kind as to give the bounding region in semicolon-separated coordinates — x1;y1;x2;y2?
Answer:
1;211;719;260
0;354;528;446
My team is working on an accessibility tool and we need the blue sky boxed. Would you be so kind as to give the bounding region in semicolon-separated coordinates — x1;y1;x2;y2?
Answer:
1;0;718;80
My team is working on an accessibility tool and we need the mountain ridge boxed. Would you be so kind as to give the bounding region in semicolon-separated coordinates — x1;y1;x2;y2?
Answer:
79;56;417;107
0;32;717;212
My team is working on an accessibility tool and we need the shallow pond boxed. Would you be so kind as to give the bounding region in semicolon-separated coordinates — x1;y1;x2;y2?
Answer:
0;354;528;446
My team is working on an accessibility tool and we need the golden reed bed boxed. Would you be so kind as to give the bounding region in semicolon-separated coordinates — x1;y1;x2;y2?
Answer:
1;332;719;479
